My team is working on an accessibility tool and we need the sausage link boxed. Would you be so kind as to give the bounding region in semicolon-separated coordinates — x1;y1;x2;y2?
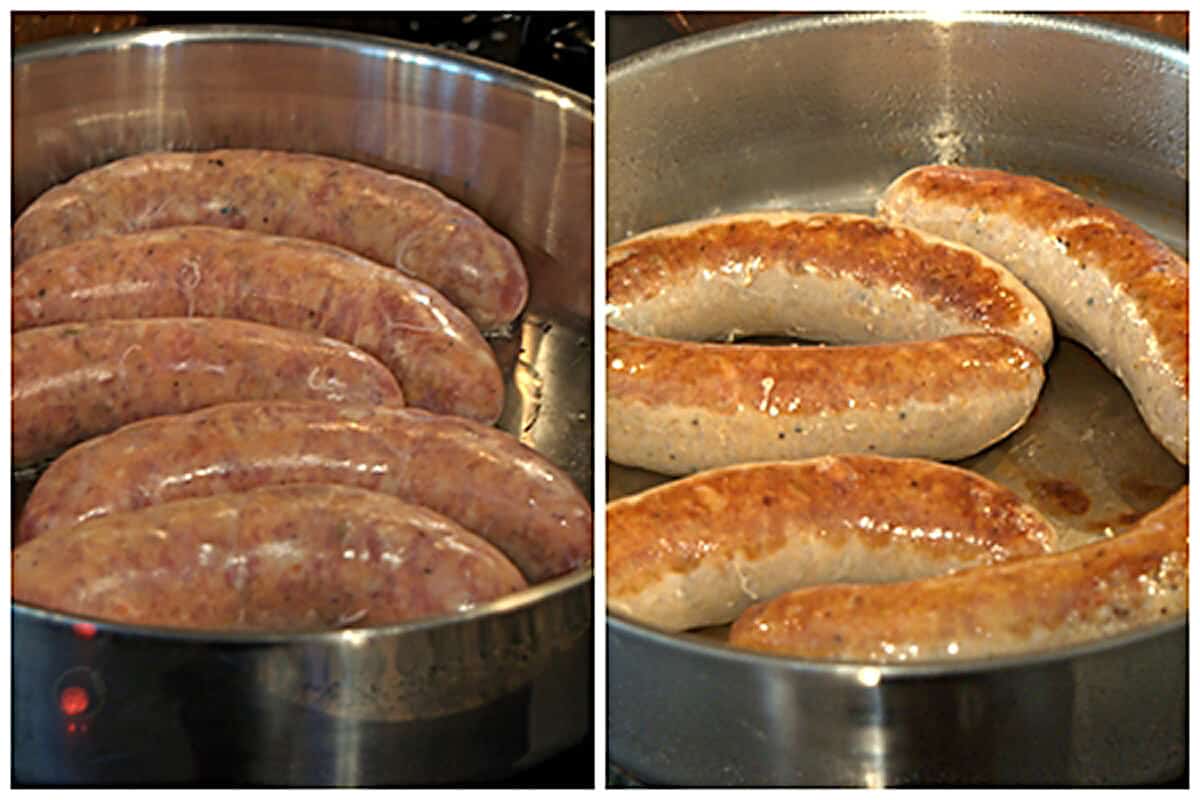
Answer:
13;226;504;422
730;486;1187;662
608;211;1052;360
16;401;592;583
606;212;1052;474
12;149;529;329
607;455;1056;632
12;319;404;466
608;329;1044;476
13;483;528;631
878;165;1188;463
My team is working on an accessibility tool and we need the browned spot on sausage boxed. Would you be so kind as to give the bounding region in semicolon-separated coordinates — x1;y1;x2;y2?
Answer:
1027;478;1091;516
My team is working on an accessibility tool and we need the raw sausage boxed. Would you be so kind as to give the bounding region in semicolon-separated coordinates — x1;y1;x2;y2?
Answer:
730;485;1187;662
606;455;1057;632
878;165;1188;463
16;401;593;583
13;319;404;466
606;212;1052;474
13;483;528;631
608;328;1044;476
12;149;529;329
13;226;505;422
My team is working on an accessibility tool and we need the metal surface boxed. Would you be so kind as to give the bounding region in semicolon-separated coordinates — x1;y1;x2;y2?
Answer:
12;26;593;786
606;12;1187;786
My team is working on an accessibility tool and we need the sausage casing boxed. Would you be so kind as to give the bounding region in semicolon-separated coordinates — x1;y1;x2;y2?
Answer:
878;165;1188;463
13;483;528;631
12;319;404;465
730;486;1188;662
12;149;529;329
13;226;504;422
607;455;1056;632
16;401;592;583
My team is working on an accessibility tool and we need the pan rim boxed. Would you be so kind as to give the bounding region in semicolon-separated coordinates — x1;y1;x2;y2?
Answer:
14;22;594;119
12;567;592;645
607;611;1187;678
609;11;1187;82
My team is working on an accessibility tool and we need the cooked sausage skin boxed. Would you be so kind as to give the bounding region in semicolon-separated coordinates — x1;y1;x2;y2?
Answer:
607;329;1045;476
12;319;404;466
608;211;1053;360
730;485;1188;662
13;226;505;422
13;483;528;631
607;455;1057;632
12;149;529;329
878;165;1188;463
16;401;593;583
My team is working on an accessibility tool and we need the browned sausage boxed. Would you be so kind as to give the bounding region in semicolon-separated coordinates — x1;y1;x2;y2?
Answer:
12;149;528;329
13;483;528;631
606;455;1056;631
12;319;404;466
16;401;592;583
13;226;504;422
608;328;1045;476
606;212;1052;474
878;165;1188;463
730;486;1187;662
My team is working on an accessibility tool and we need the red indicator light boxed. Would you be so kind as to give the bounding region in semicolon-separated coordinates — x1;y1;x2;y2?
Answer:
72;623;97;639
67;722;77;734
60;686;89;716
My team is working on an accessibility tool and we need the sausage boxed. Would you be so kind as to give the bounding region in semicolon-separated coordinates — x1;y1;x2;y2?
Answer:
13;483;528;631
608;212;1053;360
606;455;1057;632
12;149;528;330
13;319;404;466
13;226;505;422
16;401;593;583
877;165;1188;463
605;212;1052;474
730;485;1187;662
608;328;1044;476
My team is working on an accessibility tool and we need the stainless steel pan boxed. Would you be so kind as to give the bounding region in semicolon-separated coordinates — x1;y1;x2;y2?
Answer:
12;26;593;786
606;12;1186;786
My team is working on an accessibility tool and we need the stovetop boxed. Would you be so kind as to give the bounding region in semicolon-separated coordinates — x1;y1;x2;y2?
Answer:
134;12;594;97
